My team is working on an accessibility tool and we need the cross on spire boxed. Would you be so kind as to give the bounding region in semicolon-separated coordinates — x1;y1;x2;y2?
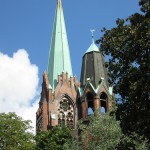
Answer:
90;29;95;43
57;0;62;4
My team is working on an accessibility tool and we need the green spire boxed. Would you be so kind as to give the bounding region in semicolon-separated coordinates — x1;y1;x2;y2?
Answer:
47;0;73;91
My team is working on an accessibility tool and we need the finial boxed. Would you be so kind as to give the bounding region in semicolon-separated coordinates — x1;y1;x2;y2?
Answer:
90;29;95;43
57;0;62;3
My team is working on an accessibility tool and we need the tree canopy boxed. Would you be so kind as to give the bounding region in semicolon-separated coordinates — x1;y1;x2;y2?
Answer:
78;114;122;150
96;0;150;142
35;126;72;150
65;114;149;150
0;112;35;150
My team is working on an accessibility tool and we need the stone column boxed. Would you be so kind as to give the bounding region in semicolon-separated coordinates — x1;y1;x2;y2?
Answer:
82;98;88;118
94;95;100;116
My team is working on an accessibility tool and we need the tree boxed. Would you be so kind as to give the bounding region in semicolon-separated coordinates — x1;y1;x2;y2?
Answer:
96;0;150;141
69;114;122;150
116;133;149;150
64;114;149;150
81;115;121;150
35;126;72;150
0;112;35;150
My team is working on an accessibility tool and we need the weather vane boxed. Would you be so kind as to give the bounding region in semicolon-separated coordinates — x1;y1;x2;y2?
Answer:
90;29;95;43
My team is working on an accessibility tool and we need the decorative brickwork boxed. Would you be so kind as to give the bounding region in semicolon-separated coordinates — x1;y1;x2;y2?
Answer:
36;71;79;132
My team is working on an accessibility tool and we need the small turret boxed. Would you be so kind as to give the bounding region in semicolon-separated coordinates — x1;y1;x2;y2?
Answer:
80;30;109;89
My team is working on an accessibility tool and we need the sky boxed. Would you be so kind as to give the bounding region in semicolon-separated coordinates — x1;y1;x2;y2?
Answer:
0;0;141;133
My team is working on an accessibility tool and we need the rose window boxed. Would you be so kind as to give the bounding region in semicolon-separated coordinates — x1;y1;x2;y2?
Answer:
60;101;70;111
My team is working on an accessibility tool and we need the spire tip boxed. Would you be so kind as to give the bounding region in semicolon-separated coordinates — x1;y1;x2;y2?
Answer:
90;29;95;43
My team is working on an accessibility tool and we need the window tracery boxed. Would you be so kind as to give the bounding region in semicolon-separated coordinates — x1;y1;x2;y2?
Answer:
58;97;74;128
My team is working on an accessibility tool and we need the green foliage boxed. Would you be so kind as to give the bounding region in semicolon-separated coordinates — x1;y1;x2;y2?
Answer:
0;112;35;150
64;138;81;150
35;115;149;150
35;126;72;150
76;114;122;150
62;115;120;150
116;133;149;150
96;0;150;142
64;114;149;150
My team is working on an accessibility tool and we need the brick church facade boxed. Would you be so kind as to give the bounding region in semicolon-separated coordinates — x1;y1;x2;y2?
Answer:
36;0;114;132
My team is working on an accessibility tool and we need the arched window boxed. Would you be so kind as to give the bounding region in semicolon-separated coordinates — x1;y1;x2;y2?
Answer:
100;92;108;113
58;96;74;128
100;92;107;100
36;117;43;132
86;92;94;116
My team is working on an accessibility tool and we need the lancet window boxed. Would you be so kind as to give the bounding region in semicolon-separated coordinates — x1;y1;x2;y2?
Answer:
58;96;74;128
100;92;108;113
36;117;43;132
86;92;94;115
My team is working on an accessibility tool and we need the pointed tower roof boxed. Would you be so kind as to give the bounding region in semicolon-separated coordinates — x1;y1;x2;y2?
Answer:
80;31;109;89
85;42;99;54
47;0;73;91
85;30;99;54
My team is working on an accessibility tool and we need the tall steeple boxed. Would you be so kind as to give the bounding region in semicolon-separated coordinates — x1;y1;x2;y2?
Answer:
47;0;73;91
36;3;114;132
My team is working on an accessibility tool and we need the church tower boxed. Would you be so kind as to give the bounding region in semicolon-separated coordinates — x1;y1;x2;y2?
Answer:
79;31;113;118
36;0;114;132
36;0;79;132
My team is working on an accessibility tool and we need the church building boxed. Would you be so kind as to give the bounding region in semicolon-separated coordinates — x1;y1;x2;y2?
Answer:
36;0;114;132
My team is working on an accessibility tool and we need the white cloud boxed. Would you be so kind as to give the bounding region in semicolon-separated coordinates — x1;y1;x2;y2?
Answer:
0;49;39;134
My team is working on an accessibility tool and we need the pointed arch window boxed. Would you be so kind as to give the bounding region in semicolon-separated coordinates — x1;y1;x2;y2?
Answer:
36;117;43;132
100;92;108;113
86;92;94;116
58;96;74;128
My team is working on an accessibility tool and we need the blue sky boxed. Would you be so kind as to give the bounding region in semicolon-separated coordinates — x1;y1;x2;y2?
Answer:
0;0;140;131
0;0;140;81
